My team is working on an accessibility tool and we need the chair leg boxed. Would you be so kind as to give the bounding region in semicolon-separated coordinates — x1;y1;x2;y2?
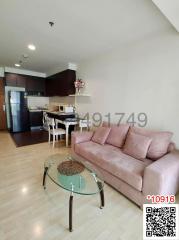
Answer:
53;134;55;148
58;135;61;143
48;132;51;143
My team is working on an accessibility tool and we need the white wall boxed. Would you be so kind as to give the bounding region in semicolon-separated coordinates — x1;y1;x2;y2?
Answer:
77;28;179;146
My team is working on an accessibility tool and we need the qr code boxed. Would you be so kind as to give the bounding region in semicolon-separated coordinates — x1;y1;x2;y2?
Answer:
143;204;179;240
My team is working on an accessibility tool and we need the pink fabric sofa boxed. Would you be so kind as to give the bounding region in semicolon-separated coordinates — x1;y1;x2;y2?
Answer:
71;124;179;207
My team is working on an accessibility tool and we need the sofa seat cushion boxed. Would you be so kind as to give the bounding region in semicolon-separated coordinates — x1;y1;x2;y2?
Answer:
75;141;152;191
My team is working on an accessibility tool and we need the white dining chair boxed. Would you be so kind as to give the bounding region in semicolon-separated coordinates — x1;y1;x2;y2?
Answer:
79;119;92;132
43;112;48;131
46;117;66;148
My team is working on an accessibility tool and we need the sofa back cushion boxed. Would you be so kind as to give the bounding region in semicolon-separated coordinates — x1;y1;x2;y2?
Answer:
102;122;130;148
131;127;173;160
123;131;152;160
92;126;111;145
167;142;175;153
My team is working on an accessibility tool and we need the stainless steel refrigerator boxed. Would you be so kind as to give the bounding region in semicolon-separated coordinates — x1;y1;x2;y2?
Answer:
9;91;30;132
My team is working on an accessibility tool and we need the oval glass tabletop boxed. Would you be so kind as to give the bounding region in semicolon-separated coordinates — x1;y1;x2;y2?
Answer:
44;154;104;195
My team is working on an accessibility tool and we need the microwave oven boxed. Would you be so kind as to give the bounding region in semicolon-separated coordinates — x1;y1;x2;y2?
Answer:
59;105;74;113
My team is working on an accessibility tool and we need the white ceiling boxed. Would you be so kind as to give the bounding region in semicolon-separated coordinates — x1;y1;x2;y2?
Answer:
152;0;179;32
0;0;172;74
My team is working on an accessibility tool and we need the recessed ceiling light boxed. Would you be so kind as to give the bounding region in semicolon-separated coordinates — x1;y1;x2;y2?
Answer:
15;63;21;67
28;44;36;50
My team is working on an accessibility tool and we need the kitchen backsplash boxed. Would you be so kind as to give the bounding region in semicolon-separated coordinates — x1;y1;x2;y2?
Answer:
49;96;75;105
27;96;75;110
27;96;49;109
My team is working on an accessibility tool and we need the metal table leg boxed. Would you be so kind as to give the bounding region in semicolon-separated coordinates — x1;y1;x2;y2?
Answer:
97;181;105;209
69;193;73;232
43;167;48;189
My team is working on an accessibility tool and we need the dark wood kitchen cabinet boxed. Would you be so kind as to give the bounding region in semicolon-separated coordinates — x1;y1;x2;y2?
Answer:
26;76;45;94
5;69;76;96
46;69;76;96
5;73;46;95
5;73;21;87
5;73;27;88
5;73;18;87
16;75;26;88
29;111;43;127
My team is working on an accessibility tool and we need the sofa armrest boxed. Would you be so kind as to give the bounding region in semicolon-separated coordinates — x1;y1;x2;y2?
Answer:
71;131;94;150
143;151;179;196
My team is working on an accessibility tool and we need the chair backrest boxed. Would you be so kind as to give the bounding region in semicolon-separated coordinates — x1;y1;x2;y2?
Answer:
43;112;48;125
79;119;92;128
46;116;56;130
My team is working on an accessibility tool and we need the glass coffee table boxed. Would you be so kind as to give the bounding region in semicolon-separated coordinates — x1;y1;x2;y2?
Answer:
42;154;104;232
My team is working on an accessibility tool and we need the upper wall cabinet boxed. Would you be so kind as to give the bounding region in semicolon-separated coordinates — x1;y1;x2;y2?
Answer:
5;73;26;88
26;76;45;93
5;69;76;97
5;73;46;95
46;69;76;96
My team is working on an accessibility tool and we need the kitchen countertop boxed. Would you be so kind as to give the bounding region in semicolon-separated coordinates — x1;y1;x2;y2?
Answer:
28;109;48;112
47;111;75;115
46;111;76;122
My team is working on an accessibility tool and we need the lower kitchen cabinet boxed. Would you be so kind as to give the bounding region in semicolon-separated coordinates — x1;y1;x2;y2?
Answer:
29;111;43;127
